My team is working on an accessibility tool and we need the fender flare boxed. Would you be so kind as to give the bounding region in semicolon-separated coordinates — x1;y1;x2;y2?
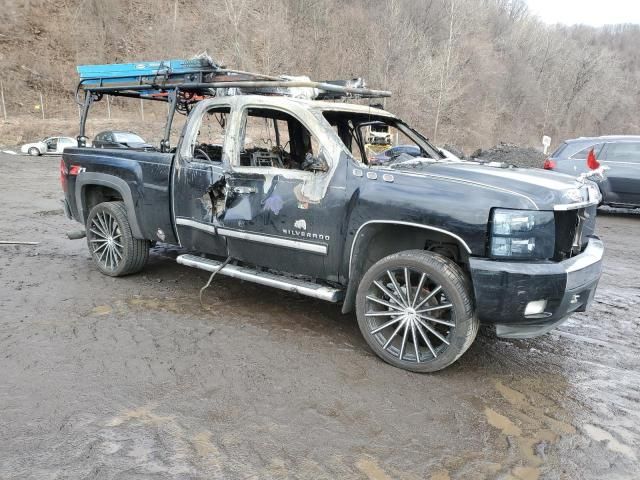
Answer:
75;172;144;239
341;220;472;314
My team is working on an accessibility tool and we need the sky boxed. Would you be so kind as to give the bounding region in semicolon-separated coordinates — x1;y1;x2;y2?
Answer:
526;0;640;26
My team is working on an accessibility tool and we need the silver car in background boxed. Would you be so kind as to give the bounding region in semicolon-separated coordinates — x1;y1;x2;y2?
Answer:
544;135;640;208
20;136;78;156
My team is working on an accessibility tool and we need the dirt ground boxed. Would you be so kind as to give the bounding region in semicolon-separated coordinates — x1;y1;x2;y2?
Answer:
0;153;638;480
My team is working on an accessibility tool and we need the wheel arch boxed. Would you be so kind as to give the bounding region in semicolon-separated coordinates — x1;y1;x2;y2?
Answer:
76;172;144;239
341;221;472;314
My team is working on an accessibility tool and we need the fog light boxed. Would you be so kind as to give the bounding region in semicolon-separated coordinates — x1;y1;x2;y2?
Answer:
525;300;547;316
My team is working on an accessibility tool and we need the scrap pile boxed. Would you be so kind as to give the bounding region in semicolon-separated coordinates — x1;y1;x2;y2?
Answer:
472;142;546;168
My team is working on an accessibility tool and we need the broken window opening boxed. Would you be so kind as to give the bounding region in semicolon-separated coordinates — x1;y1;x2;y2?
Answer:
193;107;231;163
322;112;443;167
239;108;320;171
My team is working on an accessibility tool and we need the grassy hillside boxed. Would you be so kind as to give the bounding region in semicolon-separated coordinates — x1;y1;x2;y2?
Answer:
1;0;639;149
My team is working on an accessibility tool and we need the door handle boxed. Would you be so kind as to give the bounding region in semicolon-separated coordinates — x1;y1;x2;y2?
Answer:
232;186;257;195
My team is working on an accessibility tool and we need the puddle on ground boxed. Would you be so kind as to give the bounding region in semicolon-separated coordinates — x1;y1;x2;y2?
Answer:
101;404;416;479
81;288;638;478
191;431;224;475
430;469;451;480
356;457;392;480
511;466;541;480
485;407;522;436
582;424;637;461
91;305;113;316
481;377;581;479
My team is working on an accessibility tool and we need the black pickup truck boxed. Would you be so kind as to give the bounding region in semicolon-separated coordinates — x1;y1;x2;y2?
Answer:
61;95;604;372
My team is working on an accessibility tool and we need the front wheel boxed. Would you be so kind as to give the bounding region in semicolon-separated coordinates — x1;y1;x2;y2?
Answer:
356;250;478;372
86;201;150;276
28;147;40;156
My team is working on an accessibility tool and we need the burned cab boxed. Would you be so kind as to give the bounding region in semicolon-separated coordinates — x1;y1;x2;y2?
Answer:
61;57;603;372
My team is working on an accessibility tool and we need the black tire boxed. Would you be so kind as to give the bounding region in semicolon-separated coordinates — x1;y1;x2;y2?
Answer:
85;201;150;277
28;147;40;156
356;250;478;372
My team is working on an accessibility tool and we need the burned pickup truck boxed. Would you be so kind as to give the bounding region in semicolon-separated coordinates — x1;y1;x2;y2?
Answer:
61;57;603;372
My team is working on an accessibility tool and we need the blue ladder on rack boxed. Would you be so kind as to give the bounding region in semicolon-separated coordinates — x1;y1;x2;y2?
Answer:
77;58;220;88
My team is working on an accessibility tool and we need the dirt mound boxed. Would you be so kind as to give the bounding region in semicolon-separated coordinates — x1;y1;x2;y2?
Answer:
472;142;546;169
441;144;465;158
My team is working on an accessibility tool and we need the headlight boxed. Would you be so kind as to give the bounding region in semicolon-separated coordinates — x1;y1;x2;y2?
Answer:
490;209;555;259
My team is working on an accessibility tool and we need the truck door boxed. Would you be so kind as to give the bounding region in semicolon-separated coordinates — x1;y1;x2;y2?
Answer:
172;105;231;256
46;138;58;154
219;105;345;280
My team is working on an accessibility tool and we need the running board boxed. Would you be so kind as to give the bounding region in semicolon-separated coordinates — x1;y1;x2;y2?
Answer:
176;254;344;302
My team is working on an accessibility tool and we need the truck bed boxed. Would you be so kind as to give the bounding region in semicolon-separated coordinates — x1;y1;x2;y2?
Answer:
62;147;177;244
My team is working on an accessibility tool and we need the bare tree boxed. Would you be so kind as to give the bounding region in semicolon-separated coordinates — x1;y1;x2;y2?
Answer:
1;0;639;149
433;0;456;143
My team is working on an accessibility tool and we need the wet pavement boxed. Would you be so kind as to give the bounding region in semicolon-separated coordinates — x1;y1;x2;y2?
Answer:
0;153;638;479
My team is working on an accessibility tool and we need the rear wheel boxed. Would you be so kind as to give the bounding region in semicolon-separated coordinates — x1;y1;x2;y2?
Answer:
86;201;149;276
356;250;478;372
28;147;40;156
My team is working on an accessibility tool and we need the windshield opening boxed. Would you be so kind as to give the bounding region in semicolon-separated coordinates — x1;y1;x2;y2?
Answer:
321;111;444;166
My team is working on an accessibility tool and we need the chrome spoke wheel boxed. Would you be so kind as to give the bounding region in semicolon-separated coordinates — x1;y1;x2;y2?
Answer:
88;211;123;271
364;267;456;364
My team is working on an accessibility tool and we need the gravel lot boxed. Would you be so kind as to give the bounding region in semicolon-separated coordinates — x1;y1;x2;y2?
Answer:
1;153;638;479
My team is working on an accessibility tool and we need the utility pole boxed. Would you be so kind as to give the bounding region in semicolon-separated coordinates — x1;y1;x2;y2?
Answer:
106;95;111;120
173;0;178;33
39;92;45;120
140;98;144;121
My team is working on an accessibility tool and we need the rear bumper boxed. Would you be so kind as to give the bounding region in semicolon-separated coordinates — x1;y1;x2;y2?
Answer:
469;236;603;338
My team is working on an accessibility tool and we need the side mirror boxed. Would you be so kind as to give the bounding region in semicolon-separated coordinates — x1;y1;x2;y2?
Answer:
302;152;329;173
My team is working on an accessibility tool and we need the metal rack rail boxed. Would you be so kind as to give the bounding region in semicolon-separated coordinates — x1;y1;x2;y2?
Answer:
75;55;391;151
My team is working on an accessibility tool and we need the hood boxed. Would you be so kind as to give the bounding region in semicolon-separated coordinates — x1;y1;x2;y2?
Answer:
385;159;598;210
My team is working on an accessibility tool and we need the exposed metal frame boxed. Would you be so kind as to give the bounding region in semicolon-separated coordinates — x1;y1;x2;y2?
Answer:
161;89;179;152
77;91;94;146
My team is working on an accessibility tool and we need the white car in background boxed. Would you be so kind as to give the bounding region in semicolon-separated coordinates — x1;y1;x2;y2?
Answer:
21;136;78;156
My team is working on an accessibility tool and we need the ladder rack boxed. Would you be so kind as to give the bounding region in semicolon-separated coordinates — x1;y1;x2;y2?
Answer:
75;55;392;151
